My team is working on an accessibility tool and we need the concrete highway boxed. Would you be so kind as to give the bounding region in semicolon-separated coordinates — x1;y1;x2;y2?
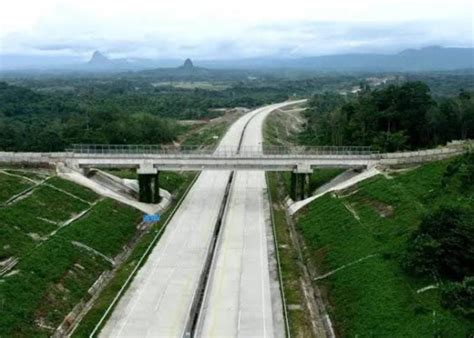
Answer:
100;101;302;337
195;102;302;337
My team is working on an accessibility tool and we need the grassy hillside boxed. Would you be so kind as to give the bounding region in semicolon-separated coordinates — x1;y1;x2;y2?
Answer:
0;170;144;336
295;158;473;337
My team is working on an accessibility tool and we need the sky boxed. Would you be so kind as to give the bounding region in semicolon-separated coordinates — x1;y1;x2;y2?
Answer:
0;0;473;60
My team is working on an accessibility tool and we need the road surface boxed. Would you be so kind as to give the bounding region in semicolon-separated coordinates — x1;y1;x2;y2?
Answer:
195;102;304;337
100;101;302;337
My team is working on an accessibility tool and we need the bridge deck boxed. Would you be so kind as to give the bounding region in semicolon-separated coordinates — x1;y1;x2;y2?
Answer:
0;142;466;172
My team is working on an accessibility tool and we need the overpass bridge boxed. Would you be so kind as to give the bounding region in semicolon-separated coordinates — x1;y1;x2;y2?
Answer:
66;144;377;172
0;142;467;202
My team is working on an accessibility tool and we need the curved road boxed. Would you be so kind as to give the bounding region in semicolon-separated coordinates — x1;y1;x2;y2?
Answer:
100;101;303;337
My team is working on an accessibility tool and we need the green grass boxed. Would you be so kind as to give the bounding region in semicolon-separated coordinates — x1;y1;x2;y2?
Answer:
3;169;50;181
0;171;34;203
71;172;196;337
0;238;109;337
0;177;100;260
47;177;99;203
0;185;90;236
296;159;474;337
0;173;149;336
59;199;141;257
181;121;228;148
267;173;315;337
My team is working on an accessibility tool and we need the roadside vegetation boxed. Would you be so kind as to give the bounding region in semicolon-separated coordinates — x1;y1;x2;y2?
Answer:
295;154;473;336
0;72;364;152
299;83;474;151
0;171;34;204
0;168;194;336
267;173;316;336
263;104;306;146
263;83;473;336
181;120;230;149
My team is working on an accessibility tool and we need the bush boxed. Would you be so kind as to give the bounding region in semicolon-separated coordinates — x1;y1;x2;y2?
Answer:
441;277;474;319
403;204;474;280
442;152;474;195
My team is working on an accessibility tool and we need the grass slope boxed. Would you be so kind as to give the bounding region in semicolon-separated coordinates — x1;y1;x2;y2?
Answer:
296;159;473;337
268;173;316;336
0;171;34;204
0;173;143;336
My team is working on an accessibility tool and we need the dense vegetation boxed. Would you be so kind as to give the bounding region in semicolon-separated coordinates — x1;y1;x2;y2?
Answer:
403;153;474;318
0;170;143;336
0;167;195;336
300;82;474;151
295;154;473;336
0;82;180;151
0;72;357;151
1;70;472;152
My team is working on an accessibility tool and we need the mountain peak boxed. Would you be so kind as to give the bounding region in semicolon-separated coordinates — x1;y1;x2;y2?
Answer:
182;58;194;69
88;51;112;65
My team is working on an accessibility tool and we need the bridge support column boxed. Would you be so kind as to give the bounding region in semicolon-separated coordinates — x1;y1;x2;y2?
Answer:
153;171;161;203
292;164;313;201
138;164;160;204
299;174;305;200
290;172;297;200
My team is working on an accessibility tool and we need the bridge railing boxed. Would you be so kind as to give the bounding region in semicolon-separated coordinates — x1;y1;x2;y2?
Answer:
67;144;377;157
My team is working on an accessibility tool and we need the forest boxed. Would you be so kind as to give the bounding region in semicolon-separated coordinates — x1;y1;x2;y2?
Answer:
0;71;472;152
0;74;359;151
299;82;474;151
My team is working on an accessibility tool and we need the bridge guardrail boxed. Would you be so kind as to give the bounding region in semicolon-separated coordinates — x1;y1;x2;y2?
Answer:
67;144;376;156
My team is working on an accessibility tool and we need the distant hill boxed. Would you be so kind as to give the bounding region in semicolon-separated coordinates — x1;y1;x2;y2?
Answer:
87;51;115;68
180;58;194;71
0;46;472;73
138;58;223;79
199;46;474;72
85;51;138;71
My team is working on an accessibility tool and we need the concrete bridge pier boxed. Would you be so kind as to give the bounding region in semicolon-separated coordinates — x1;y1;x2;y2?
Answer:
291;164;313;201
137;163;161;203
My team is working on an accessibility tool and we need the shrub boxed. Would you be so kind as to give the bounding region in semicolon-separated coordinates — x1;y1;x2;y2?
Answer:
403;204;474;280
441;277;474;319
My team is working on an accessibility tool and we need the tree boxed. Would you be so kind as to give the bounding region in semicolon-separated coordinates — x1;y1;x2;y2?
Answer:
403;204;474;280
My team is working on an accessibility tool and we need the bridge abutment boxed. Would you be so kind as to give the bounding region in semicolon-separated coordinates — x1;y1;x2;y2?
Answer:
137;164;161;204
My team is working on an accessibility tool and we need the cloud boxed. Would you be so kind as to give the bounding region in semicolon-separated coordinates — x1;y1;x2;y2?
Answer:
0;0;472;59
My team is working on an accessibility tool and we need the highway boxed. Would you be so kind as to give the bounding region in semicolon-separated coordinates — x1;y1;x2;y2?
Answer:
100;101;301;337
195;102;298;337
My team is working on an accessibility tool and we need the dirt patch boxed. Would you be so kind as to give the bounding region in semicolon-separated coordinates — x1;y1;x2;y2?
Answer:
372;201;394;218
334;185;359;198
28;233;45;241
362;198;394;218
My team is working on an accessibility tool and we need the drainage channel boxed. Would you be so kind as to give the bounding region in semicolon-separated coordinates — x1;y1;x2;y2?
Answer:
182;108;263;338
